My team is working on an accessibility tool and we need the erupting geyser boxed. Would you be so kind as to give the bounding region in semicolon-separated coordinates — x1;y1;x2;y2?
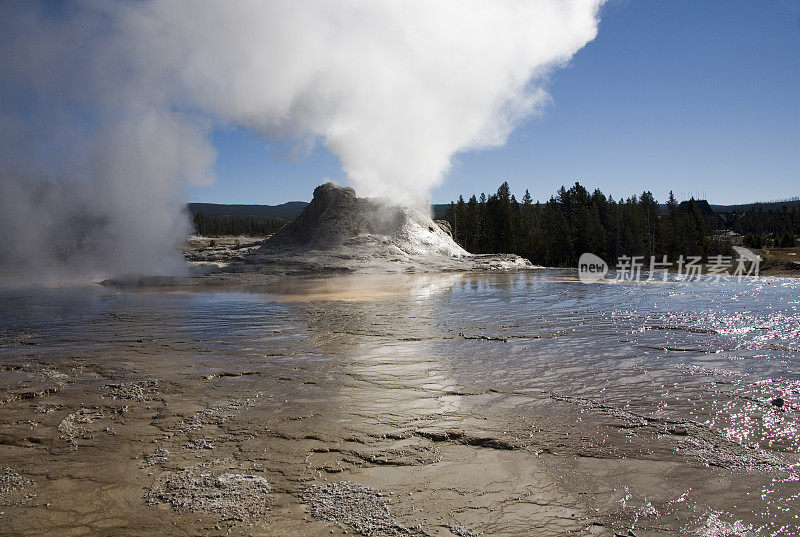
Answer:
0;0;604;280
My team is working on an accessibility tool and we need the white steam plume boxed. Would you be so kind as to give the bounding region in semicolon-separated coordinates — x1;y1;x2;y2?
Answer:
0;0;603;279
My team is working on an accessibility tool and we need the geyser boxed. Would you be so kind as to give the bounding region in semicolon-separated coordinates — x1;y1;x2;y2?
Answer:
263;182;467;259
0;0;604;279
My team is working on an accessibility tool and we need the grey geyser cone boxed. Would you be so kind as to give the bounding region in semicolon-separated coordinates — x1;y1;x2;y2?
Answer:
261;182;466;257
263;182;391;248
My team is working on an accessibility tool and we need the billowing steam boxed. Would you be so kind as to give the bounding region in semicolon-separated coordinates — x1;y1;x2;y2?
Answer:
0;0;603;280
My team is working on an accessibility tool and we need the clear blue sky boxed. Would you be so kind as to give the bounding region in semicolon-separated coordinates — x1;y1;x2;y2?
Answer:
189;0;800;206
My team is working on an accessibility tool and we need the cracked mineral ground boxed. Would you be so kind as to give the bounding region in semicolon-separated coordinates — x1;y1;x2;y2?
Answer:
1;271;799;536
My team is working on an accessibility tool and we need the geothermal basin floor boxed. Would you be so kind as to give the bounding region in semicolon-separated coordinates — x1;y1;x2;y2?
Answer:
1;271;799;536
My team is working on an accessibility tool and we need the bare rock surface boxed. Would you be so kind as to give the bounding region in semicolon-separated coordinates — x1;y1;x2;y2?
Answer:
181;236;265;267
104;379;160;401
302;481;412;536
0;467;34;507
57;406;105;444
145;463;272;520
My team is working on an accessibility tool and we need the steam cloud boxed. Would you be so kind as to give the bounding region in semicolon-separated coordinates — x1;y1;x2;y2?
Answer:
0;0;603;280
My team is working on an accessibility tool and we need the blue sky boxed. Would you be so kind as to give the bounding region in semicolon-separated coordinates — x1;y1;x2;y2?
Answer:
189;0;800;206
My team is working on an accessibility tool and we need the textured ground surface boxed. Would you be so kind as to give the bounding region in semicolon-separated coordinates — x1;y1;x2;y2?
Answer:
1;271;798;536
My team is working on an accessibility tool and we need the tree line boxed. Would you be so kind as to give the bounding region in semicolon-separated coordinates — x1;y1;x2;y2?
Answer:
191;212;285;237
729;206;799;248
443;182;735;267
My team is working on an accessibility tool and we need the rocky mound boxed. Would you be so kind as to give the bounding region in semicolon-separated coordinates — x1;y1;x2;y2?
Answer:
261;182;467;259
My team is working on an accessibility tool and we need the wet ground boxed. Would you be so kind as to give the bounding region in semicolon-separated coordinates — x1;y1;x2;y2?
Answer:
0;271;798;536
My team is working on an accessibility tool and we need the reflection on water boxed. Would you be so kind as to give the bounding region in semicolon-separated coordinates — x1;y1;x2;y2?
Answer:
263;273;465;302
1;270;799;535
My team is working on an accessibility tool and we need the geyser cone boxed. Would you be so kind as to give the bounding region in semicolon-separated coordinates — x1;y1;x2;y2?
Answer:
262;182;468;259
